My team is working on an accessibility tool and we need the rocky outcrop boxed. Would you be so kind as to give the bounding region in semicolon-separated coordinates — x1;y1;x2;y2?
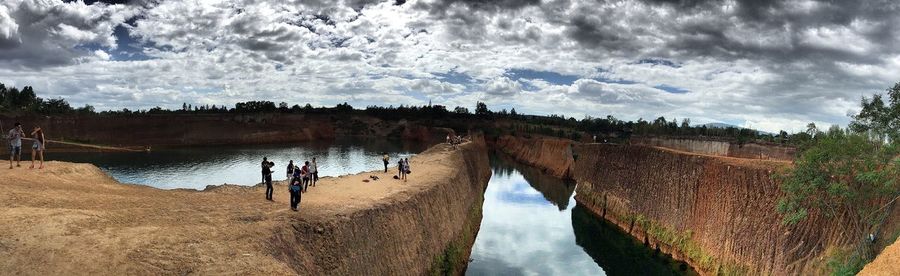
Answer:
0;138;491;275
495;135;575;179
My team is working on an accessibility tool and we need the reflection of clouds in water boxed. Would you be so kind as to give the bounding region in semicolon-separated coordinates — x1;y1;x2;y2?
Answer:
468;170;604;276
52;139;429;189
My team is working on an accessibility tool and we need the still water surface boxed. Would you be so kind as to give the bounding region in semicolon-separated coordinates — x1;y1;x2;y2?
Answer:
466;153;695;276
50;138;429;190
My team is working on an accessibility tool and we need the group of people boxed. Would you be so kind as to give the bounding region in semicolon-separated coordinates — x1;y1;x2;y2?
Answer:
260;157;318;211
382;153;412;181
7;122;46;170
264;153;415;212
446;134;464;148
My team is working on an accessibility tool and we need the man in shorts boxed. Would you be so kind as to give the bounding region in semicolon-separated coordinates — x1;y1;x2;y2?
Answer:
8;122;24;169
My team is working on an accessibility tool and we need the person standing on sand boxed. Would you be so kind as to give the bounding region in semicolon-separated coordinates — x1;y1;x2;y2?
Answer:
286;160;294;180
403;158;411;182
301;161;310;193
310;157;318;187
8;122;24;169
30;126;45;169
262;157;275;200
398;158;405;181
382;153;390;173
289;170;302;211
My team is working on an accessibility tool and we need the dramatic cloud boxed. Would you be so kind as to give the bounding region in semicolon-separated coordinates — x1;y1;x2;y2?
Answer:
1;0;898;132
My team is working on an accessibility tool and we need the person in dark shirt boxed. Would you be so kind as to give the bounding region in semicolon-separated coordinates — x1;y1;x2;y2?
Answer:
261;157;275;200
289;167;302;211
286;160;294;181
301;161;311;192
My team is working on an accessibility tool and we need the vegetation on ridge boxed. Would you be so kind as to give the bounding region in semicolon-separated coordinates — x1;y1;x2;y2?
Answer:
776;82;900;275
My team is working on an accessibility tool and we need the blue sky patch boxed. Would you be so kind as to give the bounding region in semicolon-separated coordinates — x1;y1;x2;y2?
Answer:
654;84;689;94
432;70;476;85
505;68;580;85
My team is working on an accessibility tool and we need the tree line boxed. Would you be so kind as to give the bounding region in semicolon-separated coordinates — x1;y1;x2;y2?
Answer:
0;81;815;144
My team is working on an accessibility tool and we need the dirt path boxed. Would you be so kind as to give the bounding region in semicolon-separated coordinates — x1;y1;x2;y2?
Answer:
0;143;465;275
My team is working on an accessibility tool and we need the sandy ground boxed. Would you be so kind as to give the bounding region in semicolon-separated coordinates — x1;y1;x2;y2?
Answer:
0;143;461;275
859;238;900;276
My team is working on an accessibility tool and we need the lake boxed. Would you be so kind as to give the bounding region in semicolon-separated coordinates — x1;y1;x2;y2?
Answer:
49;138;430;190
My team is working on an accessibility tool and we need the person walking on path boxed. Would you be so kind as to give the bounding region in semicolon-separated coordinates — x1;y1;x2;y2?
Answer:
301;161;311;193
310;157;318;187
261;157;275;200
29;126;45;169
382;153;390;173
8;122;24;169
289;170;302;211
286;160;294;180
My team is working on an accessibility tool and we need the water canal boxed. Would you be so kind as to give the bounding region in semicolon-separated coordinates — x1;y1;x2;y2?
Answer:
466;153;696;275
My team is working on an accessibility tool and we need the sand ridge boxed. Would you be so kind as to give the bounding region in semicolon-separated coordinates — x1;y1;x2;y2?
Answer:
0;142;467;275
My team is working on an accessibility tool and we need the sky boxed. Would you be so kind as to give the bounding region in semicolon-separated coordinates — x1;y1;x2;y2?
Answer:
1;0;899;133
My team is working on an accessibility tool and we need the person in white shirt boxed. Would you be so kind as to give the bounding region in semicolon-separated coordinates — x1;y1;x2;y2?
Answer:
8;122;24;169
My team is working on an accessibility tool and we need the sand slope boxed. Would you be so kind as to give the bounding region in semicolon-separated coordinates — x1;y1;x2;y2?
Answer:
859;239;900;276
0;141;490;275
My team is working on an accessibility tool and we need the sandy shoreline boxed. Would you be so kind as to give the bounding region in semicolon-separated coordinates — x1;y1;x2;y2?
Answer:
0;141;488;275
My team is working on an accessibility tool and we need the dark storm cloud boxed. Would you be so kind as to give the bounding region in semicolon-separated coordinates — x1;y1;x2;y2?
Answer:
414;0;542;15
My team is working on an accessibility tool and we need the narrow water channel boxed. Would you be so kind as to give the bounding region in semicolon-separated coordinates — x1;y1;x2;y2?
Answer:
467;153;695;275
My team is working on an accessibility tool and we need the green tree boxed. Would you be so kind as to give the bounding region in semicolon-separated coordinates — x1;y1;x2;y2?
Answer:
850;82;900;142
776;83;900;275
475;101;489;116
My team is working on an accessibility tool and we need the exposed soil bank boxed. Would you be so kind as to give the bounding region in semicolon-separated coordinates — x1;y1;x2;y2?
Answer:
0;114;452;150
0;138;490;275
495;135;899;275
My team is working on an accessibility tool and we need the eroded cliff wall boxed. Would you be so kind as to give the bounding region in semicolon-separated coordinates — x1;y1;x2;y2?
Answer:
494;135;883;275
495;135;575;179
571;144;852;275
259;137;492;275
631;136;797;161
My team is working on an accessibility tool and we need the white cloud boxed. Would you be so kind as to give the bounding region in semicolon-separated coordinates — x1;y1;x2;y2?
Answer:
0;0;898;133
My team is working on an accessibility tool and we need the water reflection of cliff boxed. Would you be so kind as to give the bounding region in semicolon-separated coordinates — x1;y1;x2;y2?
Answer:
489;152;576;211
571;205;697;276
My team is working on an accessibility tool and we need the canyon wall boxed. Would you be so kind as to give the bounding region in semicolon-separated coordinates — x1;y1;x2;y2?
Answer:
270;138;491;275
496;135;897;275
494;135;575;179
631;136;797;161
572;144;848;275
